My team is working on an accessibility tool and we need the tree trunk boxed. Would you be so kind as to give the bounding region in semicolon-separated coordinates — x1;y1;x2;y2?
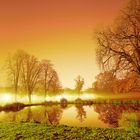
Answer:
44;89;48;101
44;92;47;101
28;93;32;104
14;87;17;102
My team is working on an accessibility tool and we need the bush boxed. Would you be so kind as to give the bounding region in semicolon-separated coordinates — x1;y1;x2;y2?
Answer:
60;98;68;108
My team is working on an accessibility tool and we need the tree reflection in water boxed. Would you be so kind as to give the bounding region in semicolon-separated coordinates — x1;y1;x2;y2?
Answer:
0;106;63;124
0;104;140;128
44;106;63;124
26;107;33;122
25;106;63;124
75;104;86;122
119;112;140;128
94;104;140;128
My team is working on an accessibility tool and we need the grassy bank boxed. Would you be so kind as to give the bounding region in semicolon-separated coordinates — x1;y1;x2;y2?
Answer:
0;122;139;140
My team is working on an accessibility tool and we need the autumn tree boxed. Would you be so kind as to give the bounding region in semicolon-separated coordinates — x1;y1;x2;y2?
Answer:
93;70;140;93
118;72;140;93
74;75;84;93
96;0;140;76
7;50;25;101
93;71;117;92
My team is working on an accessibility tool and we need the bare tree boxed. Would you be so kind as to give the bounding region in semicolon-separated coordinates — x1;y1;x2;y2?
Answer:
39;60;62;98
21;53;42;103
96;0;140;76
6;50;61;103
7;50;24;101
40;60;53;97
48;70;62;93
74;75;84;93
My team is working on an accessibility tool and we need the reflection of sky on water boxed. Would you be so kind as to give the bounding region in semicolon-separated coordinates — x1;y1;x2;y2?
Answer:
0;104;140;128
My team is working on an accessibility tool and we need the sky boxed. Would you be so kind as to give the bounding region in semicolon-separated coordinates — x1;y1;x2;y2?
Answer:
0;0;125;88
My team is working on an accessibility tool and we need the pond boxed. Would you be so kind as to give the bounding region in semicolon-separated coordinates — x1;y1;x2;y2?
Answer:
0;104;140;128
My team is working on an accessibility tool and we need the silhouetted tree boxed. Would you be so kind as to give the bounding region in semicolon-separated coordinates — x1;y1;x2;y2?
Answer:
21;53;42;103
6;50;61;103
40;60;62;99
40;60;53;97
96;0;140;76
74;75;84;93
7;50;24;101
47;69;62;93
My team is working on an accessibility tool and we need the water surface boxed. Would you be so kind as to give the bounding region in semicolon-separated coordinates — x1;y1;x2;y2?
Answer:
0;104;140;128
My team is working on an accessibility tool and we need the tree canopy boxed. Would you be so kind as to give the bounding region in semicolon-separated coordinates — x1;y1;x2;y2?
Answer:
96;0;140;76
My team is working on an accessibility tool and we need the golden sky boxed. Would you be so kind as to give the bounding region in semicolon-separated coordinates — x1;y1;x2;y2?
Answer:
0;0;124;88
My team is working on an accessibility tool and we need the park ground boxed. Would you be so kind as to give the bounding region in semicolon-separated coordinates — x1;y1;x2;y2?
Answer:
0;122;140;140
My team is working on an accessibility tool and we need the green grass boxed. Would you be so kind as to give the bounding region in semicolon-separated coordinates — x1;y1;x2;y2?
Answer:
0;122;140;140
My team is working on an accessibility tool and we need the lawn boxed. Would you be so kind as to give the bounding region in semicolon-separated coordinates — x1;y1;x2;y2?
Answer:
0;122;139;140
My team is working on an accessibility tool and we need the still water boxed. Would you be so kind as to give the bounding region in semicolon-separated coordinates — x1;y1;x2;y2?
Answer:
0;104;140;128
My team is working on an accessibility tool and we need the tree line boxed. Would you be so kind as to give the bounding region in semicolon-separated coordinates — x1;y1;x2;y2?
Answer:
93;71;140;93
7;50;62;103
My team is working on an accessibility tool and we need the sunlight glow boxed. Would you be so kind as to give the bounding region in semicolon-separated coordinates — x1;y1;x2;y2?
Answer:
3;94;11;101
31;95;44;103
45;93;97;102
0;92;97;105
1;93;13;104
80;93;96;100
